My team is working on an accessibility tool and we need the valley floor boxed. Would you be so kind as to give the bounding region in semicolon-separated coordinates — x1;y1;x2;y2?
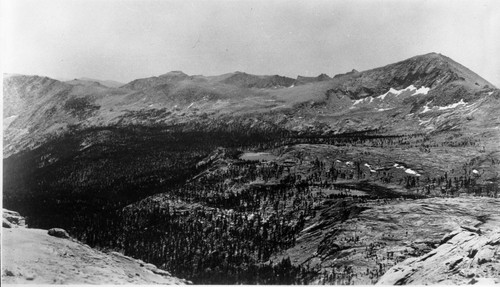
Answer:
3;128;499;284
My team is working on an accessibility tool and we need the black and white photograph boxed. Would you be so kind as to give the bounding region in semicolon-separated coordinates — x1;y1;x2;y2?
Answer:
1;0;499;285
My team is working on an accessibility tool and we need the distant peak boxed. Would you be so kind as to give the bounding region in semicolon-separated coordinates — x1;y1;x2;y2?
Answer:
410;52;448;62
355;52;496;90
3;74;60;83
317;73;331;78
332;69;359;79
293;73;331;86
424;52;440;56
160;71;188;77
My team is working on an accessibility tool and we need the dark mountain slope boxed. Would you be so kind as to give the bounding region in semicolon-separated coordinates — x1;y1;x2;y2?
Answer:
3;74;137;155
220;72;295;88
121;71;191;91
3;53;497;157
326;53;494;100
78;77;124;88
294;73;331;86
3;75;70;118
65;79;108;88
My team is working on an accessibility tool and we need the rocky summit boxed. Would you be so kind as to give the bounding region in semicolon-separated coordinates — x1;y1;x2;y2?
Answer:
3;53;499;284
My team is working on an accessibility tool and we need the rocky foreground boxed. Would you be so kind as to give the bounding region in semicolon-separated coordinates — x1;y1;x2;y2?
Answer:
3;198;500;285
377;225;500;285
2;209;189;285
270;196;500;285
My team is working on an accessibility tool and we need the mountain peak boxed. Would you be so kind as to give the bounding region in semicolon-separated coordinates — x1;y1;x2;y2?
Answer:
294;74;331;86
361;52;495;90
326;52;495;101
159;71;188;78
419;51;441;57
317;73;331;80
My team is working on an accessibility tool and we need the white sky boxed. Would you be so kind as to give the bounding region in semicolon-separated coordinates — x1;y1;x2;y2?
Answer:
2;0;499;86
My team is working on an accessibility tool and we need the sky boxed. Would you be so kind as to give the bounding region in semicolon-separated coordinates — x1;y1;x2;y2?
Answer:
2;0;499;86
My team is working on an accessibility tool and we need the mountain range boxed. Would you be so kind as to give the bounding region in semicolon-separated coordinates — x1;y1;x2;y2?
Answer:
3;52;498;157
3;52;500;284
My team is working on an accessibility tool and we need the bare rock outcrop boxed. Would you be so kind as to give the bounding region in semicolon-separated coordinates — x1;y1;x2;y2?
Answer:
3;209;26;228
47;228;70;239
376;226;500;285
2;210;188;284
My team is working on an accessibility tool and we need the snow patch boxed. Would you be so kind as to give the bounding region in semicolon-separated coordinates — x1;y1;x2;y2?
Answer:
405;168;421;176
378;85;421;100
379;88;399;100
364;163;377;173
413;86;430;95
421;102;432;113
437;99;466;110
405;85;417;91
352;96;373;106
420;99;469;113
378;85;430;100
351;85;431;109
488;92;493;96
472;169;479;174
353;99;364;105
394;163;420;176
187;102;194;109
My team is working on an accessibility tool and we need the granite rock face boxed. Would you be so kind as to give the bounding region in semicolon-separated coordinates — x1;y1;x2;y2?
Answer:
2;210;189;284
376;225;500;285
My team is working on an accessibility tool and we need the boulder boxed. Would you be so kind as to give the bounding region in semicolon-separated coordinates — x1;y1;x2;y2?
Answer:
474;247;495;265
3;218;13;228
48;228;70;239
3;209;26;227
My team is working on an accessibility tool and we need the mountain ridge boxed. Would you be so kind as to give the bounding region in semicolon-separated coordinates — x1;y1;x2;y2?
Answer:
3;52;496;94
2;53;498;156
